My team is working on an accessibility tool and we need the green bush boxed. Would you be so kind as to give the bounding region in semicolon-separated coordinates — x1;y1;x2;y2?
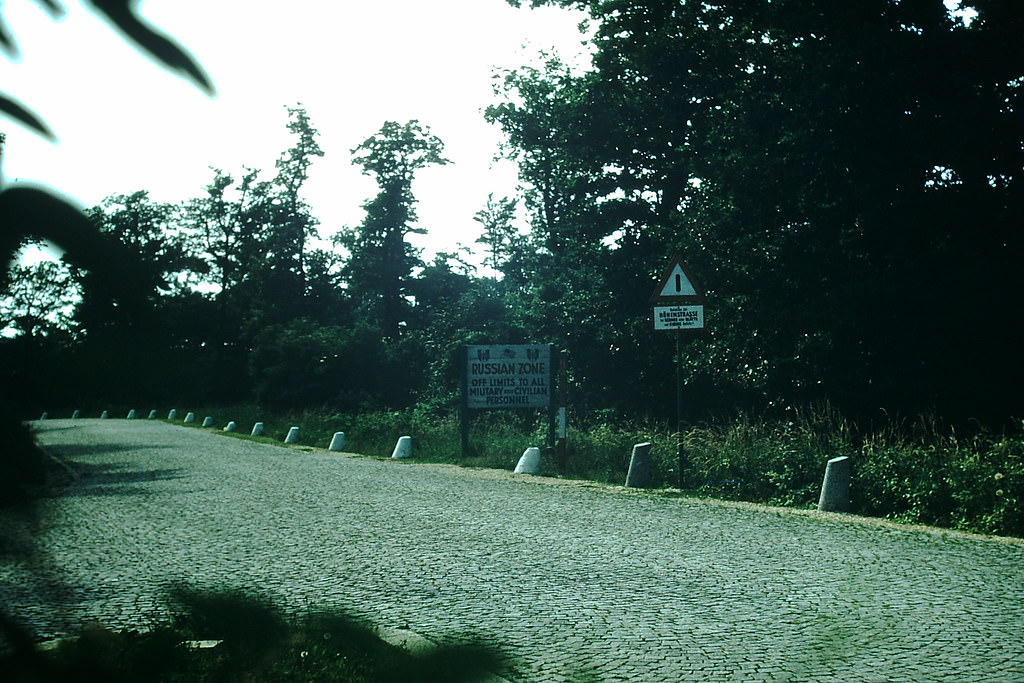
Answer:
682;407;853;508
856;418;1023;536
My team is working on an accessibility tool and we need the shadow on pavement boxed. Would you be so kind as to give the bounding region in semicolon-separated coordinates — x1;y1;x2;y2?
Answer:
1;584;509;682
42;459;187;499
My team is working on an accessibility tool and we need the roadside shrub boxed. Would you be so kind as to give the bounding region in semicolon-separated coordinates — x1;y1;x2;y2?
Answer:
855;417;1023;536
249;320;401;413
683;406;853;508
1;417;46;509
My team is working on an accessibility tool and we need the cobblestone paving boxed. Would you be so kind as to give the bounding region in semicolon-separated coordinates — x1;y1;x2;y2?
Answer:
4;419;1024;681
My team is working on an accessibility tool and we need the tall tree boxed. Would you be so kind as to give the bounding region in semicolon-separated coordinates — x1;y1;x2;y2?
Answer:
498;0;1024;422
486;56;662;413
85;191;187;296
182;168;266;297
473;193;519;274
178;107;330;340
342;120;449;339
263;105;324;308
486;57;609;255
0;257;79;338
75;191;182;342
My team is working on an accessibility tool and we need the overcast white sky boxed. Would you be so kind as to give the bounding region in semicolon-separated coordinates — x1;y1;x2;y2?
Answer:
1;0;591;266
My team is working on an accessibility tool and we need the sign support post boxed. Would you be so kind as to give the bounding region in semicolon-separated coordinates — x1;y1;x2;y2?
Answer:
556;349;568;475
676;330;685;489
650;254;705;490
546;350;558;451
458;345;471;458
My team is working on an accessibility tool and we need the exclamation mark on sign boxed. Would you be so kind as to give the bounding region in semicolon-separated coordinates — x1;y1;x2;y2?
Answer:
675;274;682;293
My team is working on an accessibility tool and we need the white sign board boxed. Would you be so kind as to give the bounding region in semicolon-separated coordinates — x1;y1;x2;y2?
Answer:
653;305;704;330
465;345;552;409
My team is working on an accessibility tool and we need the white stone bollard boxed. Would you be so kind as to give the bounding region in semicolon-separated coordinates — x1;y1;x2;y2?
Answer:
285;427;300;444
391;436;413;459
818;456;852;513
514;446;542;475
127;409;136;419
202;416;214;428
100;410;109;419
329;432;346;452
251;422;264;437
224;421;237;432
168;409;178;420
184;412;196;424
148;410;158;419
625;442;654;488
71;410;80;419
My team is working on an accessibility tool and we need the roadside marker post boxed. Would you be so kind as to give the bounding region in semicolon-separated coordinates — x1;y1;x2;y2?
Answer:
650;254;705;489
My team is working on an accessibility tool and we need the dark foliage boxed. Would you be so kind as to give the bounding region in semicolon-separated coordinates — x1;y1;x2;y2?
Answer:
486;0;1023;425
0;586;504;682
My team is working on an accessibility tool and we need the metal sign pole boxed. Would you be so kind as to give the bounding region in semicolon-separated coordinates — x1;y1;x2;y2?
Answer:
546;345;558;453
676;330;685;489
649;253;704;490
458;345;470;458
557;349;568;475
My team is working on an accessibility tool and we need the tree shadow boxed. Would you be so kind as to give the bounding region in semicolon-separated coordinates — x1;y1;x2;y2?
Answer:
1;584;509;683
40;455;186;500
27;424;81;434
43;442;177;459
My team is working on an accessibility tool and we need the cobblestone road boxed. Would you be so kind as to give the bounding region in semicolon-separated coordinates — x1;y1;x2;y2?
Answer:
4;419;1024;681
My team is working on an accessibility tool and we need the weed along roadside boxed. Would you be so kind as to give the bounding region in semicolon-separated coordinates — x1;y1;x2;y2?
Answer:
122;403;1023;539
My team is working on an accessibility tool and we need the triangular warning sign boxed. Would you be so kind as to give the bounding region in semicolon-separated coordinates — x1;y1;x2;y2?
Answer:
651;255;704;303
659;263;698;297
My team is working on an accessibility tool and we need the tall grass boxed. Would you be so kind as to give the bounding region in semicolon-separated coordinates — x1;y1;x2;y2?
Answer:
684;406;857;507
856;414;1023;536
167;403;1022;538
